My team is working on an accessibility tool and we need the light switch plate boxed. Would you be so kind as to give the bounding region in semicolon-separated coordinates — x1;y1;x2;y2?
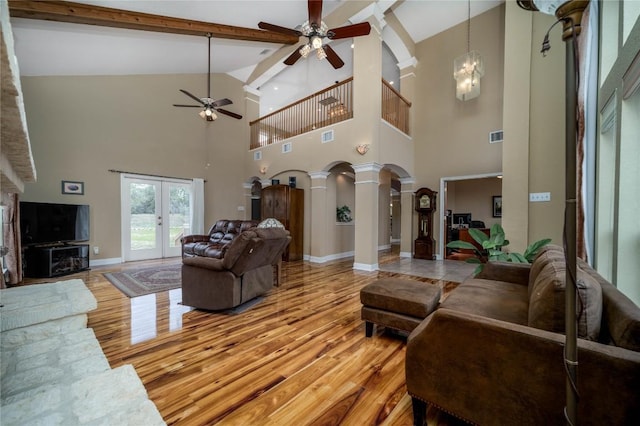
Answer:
529;192;551;202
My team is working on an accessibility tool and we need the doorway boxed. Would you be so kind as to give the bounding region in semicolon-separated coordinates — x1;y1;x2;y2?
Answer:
438;172;502;259
121;175;192;261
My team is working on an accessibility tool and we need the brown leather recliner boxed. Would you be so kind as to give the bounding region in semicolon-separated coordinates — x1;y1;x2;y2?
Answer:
181;219;259;259
181;227;291;310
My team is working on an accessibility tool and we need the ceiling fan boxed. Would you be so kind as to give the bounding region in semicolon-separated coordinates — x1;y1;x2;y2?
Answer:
258;0;371;69
173;34;242;121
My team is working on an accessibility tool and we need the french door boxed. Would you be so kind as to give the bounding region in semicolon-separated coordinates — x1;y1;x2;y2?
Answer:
121;175;192;261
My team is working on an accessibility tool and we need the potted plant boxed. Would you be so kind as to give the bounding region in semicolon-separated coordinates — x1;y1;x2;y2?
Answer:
446;223;551;275
336;205;353;223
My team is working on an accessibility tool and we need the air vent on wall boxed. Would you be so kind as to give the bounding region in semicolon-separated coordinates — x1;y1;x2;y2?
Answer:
282;142;292;153
489;130;504;143
321;130;334;143
253;150;262;161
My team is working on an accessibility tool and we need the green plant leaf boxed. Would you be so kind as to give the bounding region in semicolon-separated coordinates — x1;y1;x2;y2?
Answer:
473;264;485;275
523;238;552;262
465;257;482;264
469;228;489;245
508;252;528;263
495;252;510;262
446;241;477;251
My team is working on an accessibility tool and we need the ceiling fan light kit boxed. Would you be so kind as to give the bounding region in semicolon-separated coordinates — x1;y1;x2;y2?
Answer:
172;34;242;122
258;0;371;69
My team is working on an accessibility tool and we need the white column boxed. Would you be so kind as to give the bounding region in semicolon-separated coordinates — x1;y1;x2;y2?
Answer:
308;171;331;262
353;162;383;271
399;178;415;258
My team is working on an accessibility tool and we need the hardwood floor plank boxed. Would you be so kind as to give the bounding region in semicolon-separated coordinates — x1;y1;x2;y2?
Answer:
22;249;466;425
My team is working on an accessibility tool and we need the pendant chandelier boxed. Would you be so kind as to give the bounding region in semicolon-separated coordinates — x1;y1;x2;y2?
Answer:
453;0;485;101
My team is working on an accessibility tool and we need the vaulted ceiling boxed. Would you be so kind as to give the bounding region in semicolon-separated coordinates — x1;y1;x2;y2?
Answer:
8;0;503;114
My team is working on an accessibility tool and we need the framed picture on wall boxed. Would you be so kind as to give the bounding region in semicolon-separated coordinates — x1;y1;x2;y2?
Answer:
62;180;84;195
492;195;502;217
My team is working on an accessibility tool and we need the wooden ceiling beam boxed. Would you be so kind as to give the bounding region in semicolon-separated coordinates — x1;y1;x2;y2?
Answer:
8;0;299;44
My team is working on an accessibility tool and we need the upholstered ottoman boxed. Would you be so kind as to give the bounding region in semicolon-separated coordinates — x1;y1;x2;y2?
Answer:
360;278;441;337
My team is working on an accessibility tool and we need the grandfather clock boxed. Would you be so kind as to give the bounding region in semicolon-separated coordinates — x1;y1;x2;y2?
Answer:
414;187;437;260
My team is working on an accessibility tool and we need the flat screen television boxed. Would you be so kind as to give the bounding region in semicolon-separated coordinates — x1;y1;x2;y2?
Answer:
20;202;90;246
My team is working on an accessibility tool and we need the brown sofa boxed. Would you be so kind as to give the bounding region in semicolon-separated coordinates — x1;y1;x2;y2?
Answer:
406;245;640;426
181;219;258;259
181;227;290;310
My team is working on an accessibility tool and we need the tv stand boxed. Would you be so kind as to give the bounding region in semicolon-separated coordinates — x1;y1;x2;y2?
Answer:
24;244;90;278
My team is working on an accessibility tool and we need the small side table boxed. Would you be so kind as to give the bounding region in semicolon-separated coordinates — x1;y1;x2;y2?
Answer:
360;278;441;337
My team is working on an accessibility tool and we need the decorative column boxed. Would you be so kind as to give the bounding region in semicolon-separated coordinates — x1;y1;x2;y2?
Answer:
399;178;415;258
242;182;253;220
353;162;382;271
308;171;330;262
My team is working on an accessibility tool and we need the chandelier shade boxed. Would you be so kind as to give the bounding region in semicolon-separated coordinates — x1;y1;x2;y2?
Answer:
453;0;485;101
454;50;485;101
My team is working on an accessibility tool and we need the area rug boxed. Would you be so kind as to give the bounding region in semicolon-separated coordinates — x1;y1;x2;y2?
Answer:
104;264;181;298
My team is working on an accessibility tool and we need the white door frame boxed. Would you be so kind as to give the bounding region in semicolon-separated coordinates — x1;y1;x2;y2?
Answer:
438;172;502;260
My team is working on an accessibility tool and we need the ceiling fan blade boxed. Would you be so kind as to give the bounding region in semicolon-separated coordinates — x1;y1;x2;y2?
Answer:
327;22;371;40
258;21;301;37
173;104;202;108
323;45;345;69
179;89;205;105
284;46;305;65
308;0;323;28
211;98;233;108
216;108;243;120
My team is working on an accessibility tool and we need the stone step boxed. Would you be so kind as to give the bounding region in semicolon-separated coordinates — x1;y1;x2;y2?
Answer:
1;364;166;426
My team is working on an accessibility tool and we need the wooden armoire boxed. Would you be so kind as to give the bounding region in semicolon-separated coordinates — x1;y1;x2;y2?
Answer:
261;184;304;261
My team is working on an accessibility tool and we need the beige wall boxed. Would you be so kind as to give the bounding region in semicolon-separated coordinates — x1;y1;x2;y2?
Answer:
502;2;566;252
20;73;249;261
412;5;505;252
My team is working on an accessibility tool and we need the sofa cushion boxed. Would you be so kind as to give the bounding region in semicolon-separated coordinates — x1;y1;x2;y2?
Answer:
528;259;602;340
529;244;564;299
578;258;640;351
441;279;529;325
222;230;257;269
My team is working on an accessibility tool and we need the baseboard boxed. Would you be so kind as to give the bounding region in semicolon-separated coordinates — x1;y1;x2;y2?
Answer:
378;244;391;251
399;251;412;258
353;262;379;272
308;251;354;264
90;257;122;267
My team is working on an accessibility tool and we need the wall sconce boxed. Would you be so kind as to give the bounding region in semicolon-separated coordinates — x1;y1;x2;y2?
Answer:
356;144;370;155
453;0;485;101
260;166;268;175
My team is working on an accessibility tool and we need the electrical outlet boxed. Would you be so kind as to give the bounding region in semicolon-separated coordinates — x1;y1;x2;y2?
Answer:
93;246;99;255
529;192;551;202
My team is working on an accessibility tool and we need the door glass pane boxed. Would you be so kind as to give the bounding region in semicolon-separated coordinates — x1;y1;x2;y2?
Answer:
168;184;191;248
130;183;157;250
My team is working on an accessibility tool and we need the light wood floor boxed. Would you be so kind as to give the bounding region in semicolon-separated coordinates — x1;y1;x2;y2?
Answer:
25;251;467;426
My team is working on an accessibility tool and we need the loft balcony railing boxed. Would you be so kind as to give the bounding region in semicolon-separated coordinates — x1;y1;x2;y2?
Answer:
250;78;353;150
249;77;411;150
381;79;411;135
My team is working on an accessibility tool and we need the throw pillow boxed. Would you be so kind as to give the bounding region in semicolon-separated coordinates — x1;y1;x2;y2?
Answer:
528;259;603;341
258;218;285;228
528;244;564;299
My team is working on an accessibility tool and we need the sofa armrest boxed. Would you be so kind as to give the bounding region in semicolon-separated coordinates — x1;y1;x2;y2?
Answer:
475;261;530;285
182;256;225;271
181;234;210;244
406;308;640;425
